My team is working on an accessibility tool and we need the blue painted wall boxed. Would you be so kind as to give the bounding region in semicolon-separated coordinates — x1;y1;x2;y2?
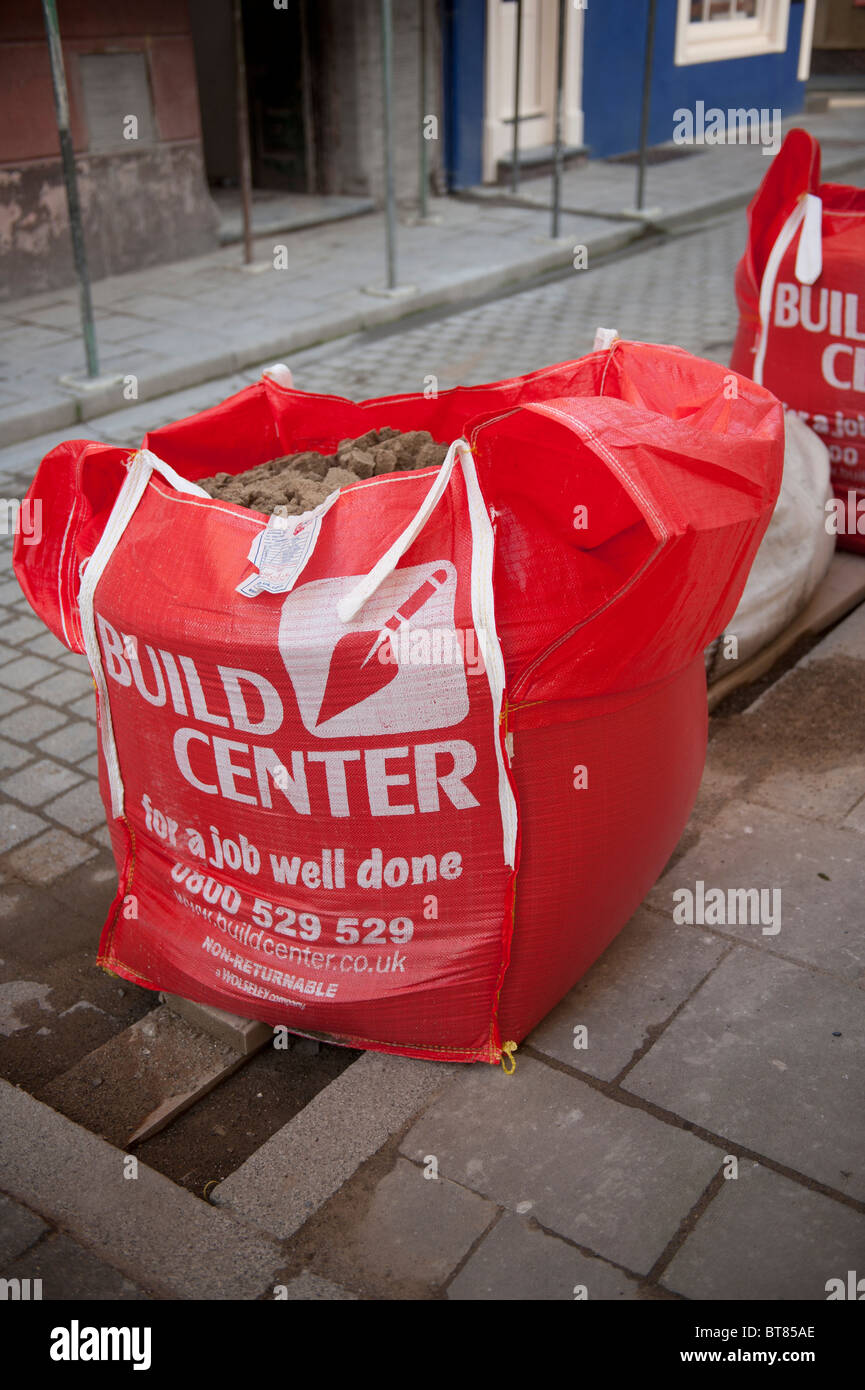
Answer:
442;0;487;188
582;0;807;159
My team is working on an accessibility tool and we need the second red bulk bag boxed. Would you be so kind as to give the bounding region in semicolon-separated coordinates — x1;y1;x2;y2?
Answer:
731;128;865;553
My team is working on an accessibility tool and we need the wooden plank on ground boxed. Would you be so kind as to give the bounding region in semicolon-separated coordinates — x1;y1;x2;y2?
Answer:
160;993;273;1056
37;1004;271;1148
708;552;865;713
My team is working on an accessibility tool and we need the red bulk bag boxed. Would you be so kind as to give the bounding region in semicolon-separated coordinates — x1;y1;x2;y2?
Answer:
14;341;783;1064
731;127;865;553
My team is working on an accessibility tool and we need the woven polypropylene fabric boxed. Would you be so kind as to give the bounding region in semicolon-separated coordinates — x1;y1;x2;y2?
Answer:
14;343;783;1061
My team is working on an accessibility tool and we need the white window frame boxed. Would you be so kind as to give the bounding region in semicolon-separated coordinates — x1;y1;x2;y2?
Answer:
674;0;790;66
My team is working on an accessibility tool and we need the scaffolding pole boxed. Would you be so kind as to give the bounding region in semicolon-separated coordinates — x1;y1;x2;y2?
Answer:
551;0;566;239
381;0;397;289
510;0;523;195
233;0;254;265
419;0;429;218
635;0;658;212
300;0;317;196
41;0;99;378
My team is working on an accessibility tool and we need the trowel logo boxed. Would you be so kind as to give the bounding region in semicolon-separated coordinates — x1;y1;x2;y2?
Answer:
279;560;469;738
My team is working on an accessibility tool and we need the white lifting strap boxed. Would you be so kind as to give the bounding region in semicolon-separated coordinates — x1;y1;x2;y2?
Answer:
78;450;207;819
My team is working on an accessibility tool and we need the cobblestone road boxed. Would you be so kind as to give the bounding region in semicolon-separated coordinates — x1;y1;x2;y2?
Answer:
285;213;742;399
0;210;744;470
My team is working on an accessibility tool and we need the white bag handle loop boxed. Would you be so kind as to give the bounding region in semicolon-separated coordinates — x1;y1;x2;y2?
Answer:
794;193;823;287
337;438;468;623
79;449;206;818
753;192;822;386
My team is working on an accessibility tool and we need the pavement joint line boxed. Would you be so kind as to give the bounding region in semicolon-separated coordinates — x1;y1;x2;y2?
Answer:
646;904;865;989
609;942;740;1086
515;1211;679;1298
435;1203;508;1298
400;1161;662;1298
742;793;865;831
644;1167;729;1287
521;1046;865;1217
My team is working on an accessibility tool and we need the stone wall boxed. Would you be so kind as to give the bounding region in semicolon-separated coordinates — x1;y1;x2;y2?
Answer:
0;0;219;300
316;0;445;205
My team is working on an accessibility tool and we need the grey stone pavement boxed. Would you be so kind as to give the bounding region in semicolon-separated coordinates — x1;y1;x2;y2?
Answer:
1;104;863;448
0;149;864;1300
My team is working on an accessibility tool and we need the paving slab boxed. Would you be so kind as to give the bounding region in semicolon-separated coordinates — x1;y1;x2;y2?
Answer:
0;705;65;740
275;1270;359;1301
0;737;30;772
625;949;865;1201
0;656;59;690
689;762;748;826
65;696;97;723
3;1233;151;1301
0;804;45;854
400;1056;721;1275
27;670;94;707
43;780;104;834
843;797;865;835
333;1157;496;1292
0;979;53;1036
1;758;82;807
4;827;98;883
25;630;71;660
36;722;98;763
647;802;864;982
0;1078;285;1300
0;882;98;968
212;1050;456;1240
796;599;865;668
0;615;46;644
447;1212;651;1301
0;692;27;722
529;906;728;1080
750;763;865;826
662;1161;865;1302
0;1191;48;1265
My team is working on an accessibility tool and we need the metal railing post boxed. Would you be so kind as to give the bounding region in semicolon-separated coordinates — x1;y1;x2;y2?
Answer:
636;0;658;212
233;0;254;265
41;0;99;378
419;0;429;218
381;0;398;289
300;0;318;196
551;0;566;238
510;0;523;195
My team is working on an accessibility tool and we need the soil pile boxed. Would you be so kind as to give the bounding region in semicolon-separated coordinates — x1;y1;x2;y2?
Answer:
198;427;449;516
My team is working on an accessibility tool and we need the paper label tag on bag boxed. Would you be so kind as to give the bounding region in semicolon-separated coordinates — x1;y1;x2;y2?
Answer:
238;497;335;597
593;326;619;352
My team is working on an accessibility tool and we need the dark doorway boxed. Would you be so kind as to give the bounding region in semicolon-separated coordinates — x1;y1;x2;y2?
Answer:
243;0;316;192
189;0;317;194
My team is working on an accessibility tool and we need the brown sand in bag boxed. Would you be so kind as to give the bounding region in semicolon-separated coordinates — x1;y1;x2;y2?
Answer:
197;427;449;516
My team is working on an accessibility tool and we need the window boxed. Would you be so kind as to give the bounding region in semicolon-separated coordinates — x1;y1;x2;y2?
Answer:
79;53;156;151
675;0;790;65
